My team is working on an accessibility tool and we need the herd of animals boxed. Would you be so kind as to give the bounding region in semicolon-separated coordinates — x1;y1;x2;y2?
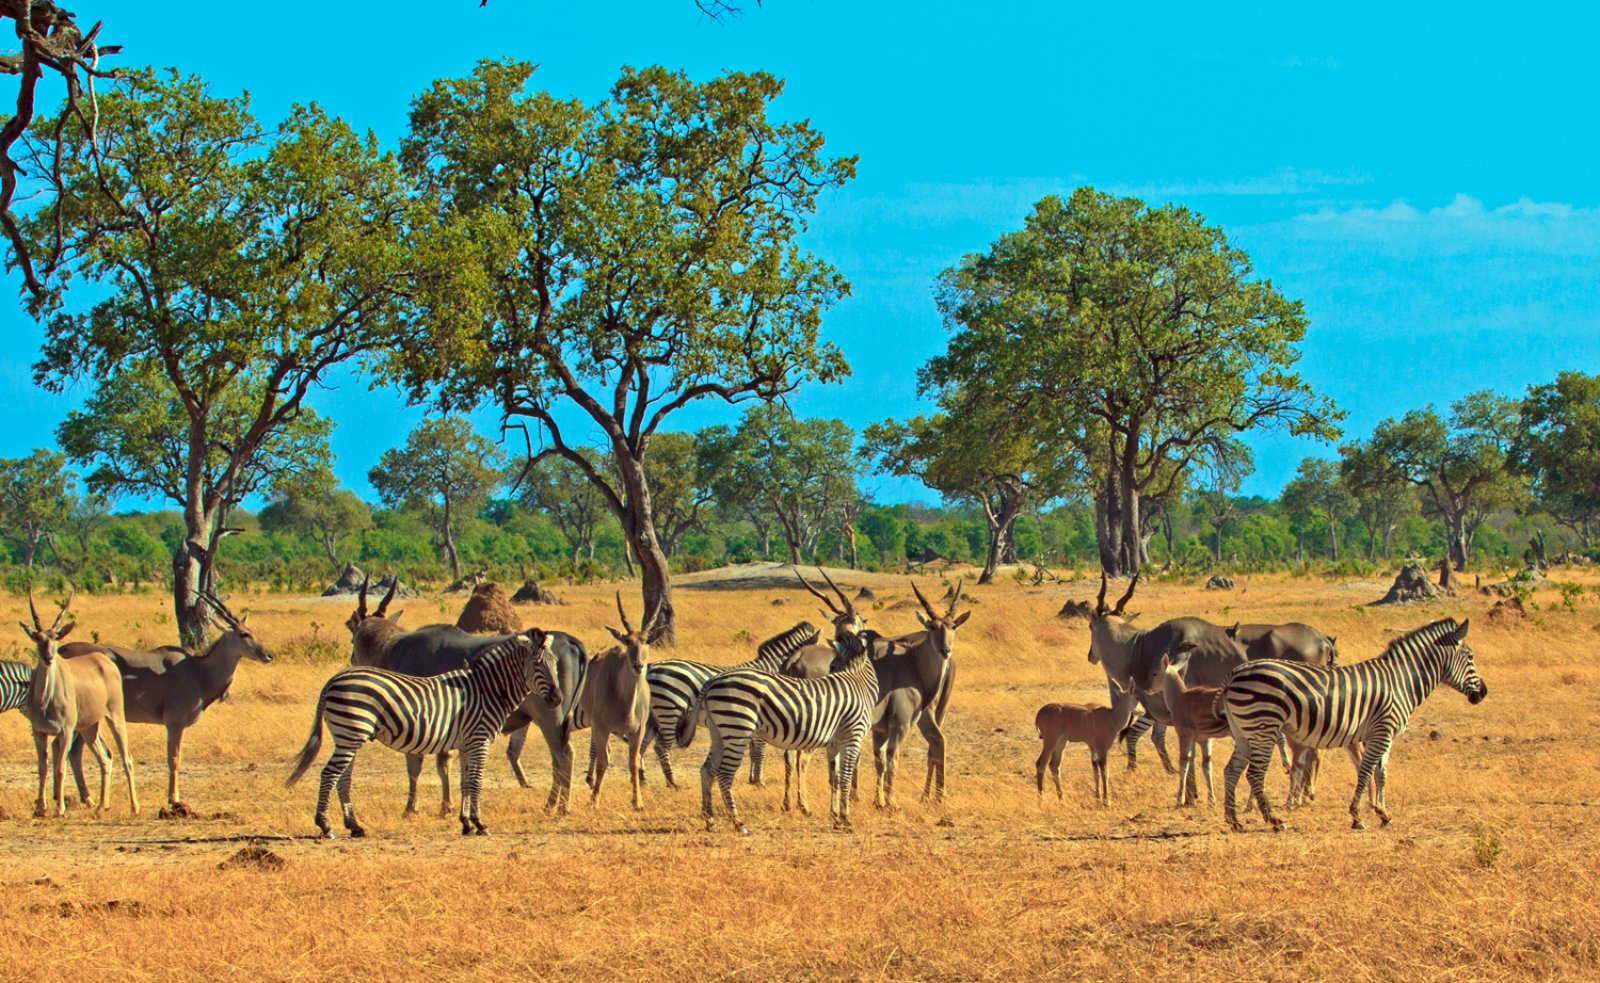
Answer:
1;567;1488;839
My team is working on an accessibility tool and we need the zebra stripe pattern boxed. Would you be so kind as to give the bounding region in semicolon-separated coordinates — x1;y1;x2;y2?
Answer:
0;660;30;714
639;622;821;786
689;634;880;833
1221;617;1486;831
286;630;558;838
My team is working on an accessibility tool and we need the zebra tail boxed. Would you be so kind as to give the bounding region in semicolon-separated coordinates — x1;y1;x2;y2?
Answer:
675;693;704;749
284;691;329;788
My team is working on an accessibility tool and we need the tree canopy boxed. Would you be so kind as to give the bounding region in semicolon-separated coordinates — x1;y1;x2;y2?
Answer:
370;417;505;579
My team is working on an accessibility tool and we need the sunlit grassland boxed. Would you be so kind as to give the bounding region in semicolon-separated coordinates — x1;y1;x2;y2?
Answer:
0;567;1596;980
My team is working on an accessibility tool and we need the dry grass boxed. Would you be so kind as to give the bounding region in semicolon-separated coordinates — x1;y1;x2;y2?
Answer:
1;567;1598;980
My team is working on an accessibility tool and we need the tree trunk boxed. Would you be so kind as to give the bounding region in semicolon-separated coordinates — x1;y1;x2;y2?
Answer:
172;536;213;651
979;493;1024;585
1094;476;1126;575
320;531;341;576
844;524;858;571
1446;513;1468;571
442;498;460;578
1328;516;1339;562
614;450;676;644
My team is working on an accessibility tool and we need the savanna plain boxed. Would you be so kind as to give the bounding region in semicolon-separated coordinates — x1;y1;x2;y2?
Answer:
0;566;1596;982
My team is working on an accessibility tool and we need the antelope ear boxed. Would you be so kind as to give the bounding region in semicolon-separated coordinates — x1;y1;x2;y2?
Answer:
1172;640;1200;655
18;621;32;637
58;623;75;640
1226;623;1240;639
389;609;405;625
915;612;931;629
951;611;972;628
606;626;628;644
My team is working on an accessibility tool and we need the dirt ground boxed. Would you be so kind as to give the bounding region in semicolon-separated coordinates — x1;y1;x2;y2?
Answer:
0;564;1595;981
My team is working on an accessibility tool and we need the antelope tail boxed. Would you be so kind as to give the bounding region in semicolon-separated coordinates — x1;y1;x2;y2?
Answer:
285;687;330;787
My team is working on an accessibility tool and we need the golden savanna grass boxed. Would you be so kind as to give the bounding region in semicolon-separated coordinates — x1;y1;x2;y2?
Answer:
1;565;1598;981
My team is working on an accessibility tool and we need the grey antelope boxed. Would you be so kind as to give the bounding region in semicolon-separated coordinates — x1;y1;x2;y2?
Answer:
1221;618;1487;832
570;594;655;811
17;589;139;817
747;568;867;786
866;579;969;809
287;630;559;838
679;631;880;833
1034;676;1142;804
1085;573;1246;783
641;620;822;787
62;590;272;812
345;577;589;817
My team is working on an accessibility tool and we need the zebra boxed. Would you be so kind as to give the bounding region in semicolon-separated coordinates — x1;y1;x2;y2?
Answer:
286;629;559;839
678;632;879;834
638;621;821;787
1;660;28;713
1220;617;1487;832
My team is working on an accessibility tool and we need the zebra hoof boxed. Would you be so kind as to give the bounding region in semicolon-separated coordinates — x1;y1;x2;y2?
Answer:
1351;820;1367;831
319;830;336;840
347;827;367;839
736;824;751;836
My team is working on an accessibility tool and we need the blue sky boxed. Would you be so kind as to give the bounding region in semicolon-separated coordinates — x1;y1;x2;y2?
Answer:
3;0;1598;508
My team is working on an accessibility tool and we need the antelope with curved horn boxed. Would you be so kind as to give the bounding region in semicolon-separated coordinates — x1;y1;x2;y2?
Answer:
863;578;970;809
17;588;139;817
571;592;655;810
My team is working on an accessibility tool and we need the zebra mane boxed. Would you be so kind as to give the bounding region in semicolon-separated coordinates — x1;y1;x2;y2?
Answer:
1378;618;1462;659
757;622;822;663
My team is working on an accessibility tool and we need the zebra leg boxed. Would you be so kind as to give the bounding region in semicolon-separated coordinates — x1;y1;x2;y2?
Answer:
1223;743;1249;831
653;712;680;789
505;724;531;788
748;738;766;786
585;730;599;788
916;713;947;803
461;739;492;835
315;744;359;839
1372;747;1392;826
834;739;861;831
700;735;719;830
436;752;452;819
1276;732;1291;771
337;754;366;838
1123;713;1152;769
717;734;750;835
1150;721;1176;774
403;753;422;816
1351;733;1392;830
1244;737;1284;831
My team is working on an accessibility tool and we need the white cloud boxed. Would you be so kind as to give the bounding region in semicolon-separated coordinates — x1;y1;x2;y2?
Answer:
1114;167;1370;200
1287;194;1600;255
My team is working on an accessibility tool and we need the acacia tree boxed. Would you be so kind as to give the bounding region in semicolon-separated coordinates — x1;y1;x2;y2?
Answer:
390;61;853;641
518;452;609;563
0;449;73;568
863;392;1064;583
1367;392;1525;570
1280;458;1356;562
30;73;413;646
701;405;857;566
259;470;374;575
370;417;504;579
1513;372;1600;549
1340;438;1418;561
930;188;1340;576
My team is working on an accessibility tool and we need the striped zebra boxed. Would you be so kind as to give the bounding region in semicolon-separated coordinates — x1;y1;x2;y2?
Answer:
639;621;821;786
1220;617;1487;832
286;630;559;838
679;632;879;833
1;660;28;713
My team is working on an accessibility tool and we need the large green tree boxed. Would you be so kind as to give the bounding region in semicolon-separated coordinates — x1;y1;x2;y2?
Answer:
0;449;74;568
701;406;857;566
929;187;1340;576
1280;457;1356;562
516;452;610;564
1339;437;1419;561
387;61;853;641
370;417;504;579
645;432;713;560
259;470;374;575
29;72;413;646
1366;392;1525;570
1513;372;1600;550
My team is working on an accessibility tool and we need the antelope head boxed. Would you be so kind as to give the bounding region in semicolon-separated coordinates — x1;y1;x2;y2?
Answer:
346;575;403;636
606;592;654;675
18;586;76;664
796;567;864;641
1086;570;1140;665
909;579;970;659
200;590;273;664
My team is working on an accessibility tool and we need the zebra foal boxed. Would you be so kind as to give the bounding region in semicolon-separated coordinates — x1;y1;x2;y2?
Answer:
1221;617;1487;833
679;635;879;834
287;629;559;838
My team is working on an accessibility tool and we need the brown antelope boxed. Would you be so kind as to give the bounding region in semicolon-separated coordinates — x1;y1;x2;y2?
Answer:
17;589;139;818
575;593;654;810
61;590;272;812
867;579;969;809
1034;676;1142;804
1158;652;1232;806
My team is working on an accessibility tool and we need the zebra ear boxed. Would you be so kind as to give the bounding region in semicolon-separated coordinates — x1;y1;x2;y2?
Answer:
1452;619;1471;642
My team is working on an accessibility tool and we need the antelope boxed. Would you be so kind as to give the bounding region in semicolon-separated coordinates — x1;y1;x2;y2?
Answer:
17;588;139;817
573;593;654;810
345;576;590;816
60;591;273;812
1034;676;1142;804
1158;652;1231;806
866;580;969;809
1084;572;1246;783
